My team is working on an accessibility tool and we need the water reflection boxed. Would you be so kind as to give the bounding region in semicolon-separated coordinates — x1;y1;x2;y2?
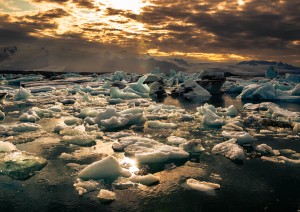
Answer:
157;94;300;112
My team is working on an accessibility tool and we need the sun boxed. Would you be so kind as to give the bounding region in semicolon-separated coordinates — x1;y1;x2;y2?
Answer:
101;0;146;14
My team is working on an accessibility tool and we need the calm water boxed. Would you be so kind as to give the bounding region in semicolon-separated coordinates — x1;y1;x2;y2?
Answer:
0;94;300;212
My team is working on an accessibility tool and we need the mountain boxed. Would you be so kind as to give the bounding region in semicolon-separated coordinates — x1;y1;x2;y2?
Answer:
237;60;300;71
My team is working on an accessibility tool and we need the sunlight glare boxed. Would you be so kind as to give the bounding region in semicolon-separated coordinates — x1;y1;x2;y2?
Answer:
101;0;145;13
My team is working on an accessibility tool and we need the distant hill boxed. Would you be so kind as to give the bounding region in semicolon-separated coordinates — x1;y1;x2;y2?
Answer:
237;60;300;71
0;46;17;62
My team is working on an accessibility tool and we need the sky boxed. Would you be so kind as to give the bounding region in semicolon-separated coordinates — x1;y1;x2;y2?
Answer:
0;0;299;72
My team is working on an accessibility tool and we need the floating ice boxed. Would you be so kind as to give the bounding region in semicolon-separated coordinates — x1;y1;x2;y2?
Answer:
0;110;5;121
238;83;276;100
265;66;278;79
14;87;32;101
12;123;42;133
186;178;220;191
200;107;224;127
216;105;237;117
293;123;300;134
78;156;131;180
261;156;300;167
147;121;177;129
172;79;211;98
74;178;100;195
179;139;205;153
61;134;96;146
285;73;300;83
222;131;256;144
129;174;159;185
78;108;98;118
97;189;116;203
19;109;40;122
255;144;280;156
29;86;56;93
0;151;47;180
167;136;187;146
212;139;245;161
0;141;17;152
64;117;81;125
123;137;189;164
110;87;140;99
127;75;149;94
149;82;166;97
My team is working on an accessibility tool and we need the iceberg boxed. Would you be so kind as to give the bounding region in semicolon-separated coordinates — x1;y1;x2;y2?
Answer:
265;66;278;79
238;83;276;100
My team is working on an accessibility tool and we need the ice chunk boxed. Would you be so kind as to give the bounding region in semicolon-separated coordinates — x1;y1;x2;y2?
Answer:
100;116;129;129
29;86;56;93
172;79;211;98
186;178;220;191
0;141;17;152
19;113;38;123
127;75;149;94
238;83;276;100
265;66;278;79
222;131;256;144
48;105;62;113
129;174;159;185
74;178;100;195
291;84;300;96
54;122;68;133
285;73;300;83
167;136;187;146
293;123;300;134
97;189;116;203
112;70;127;81
14;87;32;101
61;134;96;146
0;151;47;180
12;123;42;133
149;82;166;97
148;121;177;129
212;139;245;161
255;144;280;156
0;110;5;121
78;108;98;118
110;87;140;99
64;117;81;125
179;139;205;153
78;156;131;180
216;105;237;117
261;156;300;167
112;136;153;151
201;107;224;127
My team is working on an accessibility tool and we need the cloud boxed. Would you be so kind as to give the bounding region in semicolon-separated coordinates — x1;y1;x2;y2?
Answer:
1;0;300;69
